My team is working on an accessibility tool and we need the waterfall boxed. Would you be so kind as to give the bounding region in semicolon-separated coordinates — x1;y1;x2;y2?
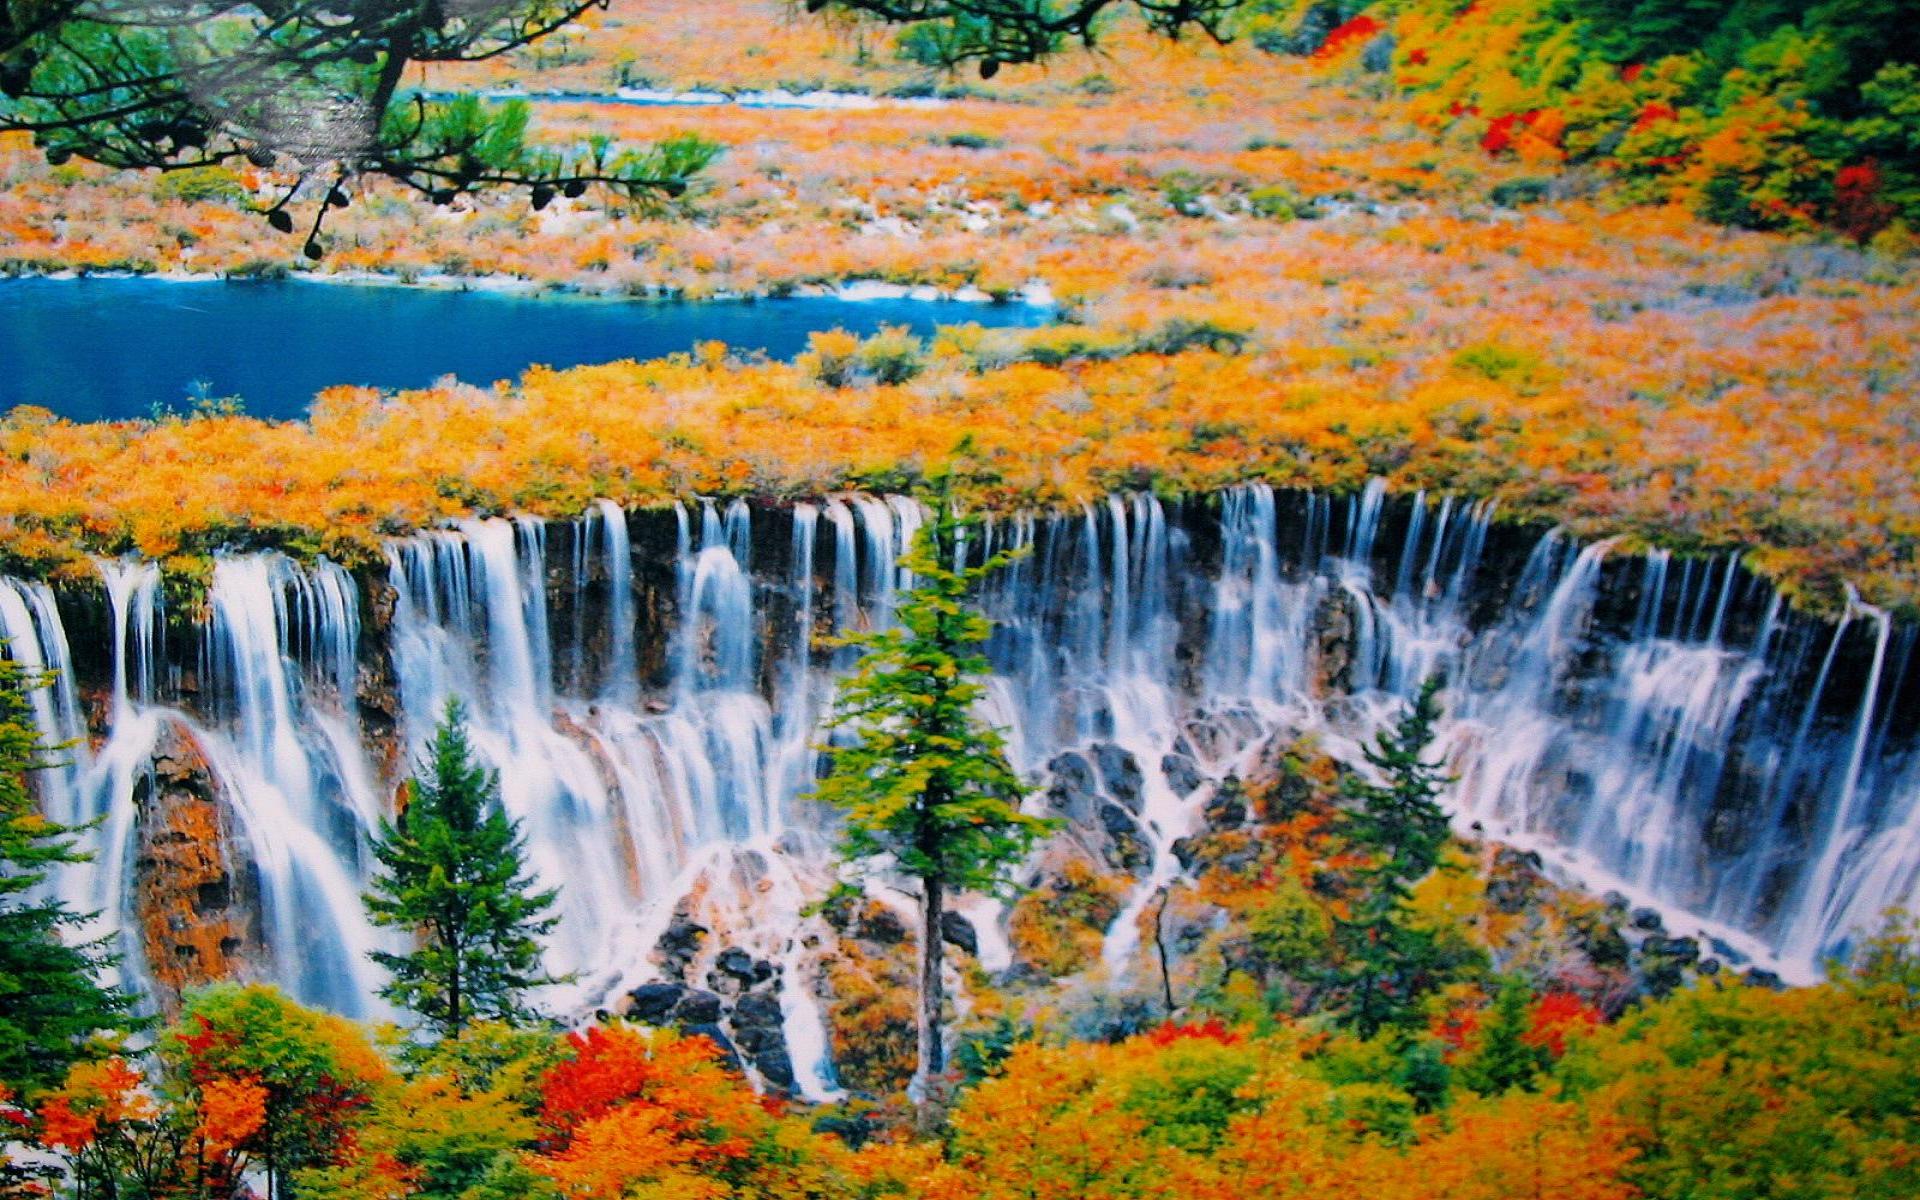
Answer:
196;556;388;1015
14;482;1917;1050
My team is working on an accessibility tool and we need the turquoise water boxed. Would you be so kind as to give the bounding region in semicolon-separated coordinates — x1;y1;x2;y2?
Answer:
0;277;1046;423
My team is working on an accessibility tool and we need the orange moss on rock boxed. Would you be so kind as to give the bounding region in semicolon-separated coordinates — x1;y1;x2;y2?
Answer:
132;721;258;1010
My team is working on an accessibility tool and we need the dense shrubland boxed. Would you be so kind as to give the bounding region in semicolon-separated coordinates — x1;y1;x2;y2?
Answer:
0;312;1913;613
15;957;1911;1200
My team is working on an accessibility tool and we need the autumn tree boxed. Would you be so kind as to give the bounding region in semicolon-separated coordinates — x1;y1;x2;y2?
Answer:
366;699;564;1037
814;486;1051;1107
0;645;131;1097
1556;925;1920;1200
1327;675;1456;1037
31;985;392;1200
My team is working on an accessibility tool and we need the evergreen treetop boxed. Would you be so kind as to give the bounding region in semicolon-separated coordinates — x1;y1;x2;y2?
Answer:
0;645;132;1095
1344;675;1455;902
814;492;1052;895
366;699;564;1038
1328;675;1460;1038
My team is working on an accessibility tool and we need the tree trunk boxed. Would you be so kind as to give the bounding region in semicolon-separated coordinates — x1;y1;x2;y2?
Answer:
915;874;946;1115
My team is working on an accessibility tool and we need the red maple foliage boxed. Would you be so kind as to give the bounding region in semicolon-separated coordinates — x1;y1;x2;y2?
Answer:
1316;16;1384;61
1832;160;1896;244
1522;992;1604;1058
1634;102;1677;132
1147;1017;1241;1047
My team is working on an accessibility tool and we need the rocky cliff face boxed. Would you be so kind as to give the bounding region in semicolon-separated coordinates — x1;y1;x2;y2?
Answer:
131;721;263;1010
10;485;1915;1088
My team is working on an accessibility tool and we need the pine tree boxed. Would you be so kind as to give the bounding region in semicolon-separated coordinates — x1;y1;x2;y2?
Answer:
0;647;132;1095
366;700;564;1037
1329;675;1456;1037
814;485;1053;1107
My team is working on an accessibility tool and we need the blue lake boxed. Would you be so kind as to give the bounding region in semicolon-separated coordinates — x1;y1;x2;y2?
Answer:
0;277;1048;423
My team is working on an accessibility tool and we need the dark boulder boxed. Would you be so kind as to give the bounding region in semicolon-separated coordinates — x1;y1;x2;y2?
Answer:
1643;935;1700;965
1486;847;1547;915
673;989;725;1025
1093;743;1145;813
1204;777;1247;830
683;1022;745;1073
655;913;709;980
1099;802;1151;872
1162;752;1206;798
716;946;757;984
941;911;979;957
628;981;687;1024
861;904;909;945
1046;751;1101;824
729;990;797;1093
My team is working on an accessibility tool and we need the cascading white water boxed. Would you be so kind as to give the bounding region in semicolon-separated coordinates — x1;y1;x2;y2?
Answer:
195;556;389;1015
14;482;1918;1060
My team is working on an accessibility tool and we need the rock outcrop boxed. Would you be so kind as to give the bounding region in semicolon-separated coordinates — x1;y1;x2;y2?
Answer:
132;720;261;1010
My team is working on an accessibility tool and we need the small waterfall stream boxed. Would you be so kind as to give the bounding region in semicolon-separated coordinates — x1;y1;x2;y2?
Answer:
10;485;1916;1069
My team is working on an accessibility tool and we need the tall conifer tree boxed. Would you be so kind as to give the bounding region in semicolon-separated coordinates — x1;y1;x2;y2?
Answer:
0;647;131;1095
1329;675;1456;1037
366;700;564;1036
814;484;1052;1108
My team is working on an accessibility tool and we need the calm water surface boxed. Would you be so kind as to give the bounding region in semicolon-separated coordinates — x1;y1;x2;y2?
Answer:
0;277;1047;422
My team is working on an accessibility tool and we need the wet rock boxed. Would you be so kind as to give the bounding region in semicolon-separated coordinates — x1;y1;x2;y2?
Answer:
1643;935;1700;965
674;989;725;1025
730;990;796;1093
684;1022;745;1073
133;720;260;1011
1568;909;1631;969
1045;751;1100;824
1638;935;1701;998
1180;716;1237;766
1743;968;1786;991
1311;589;1355;696
716;946;757;983
1162;752;1205;798
1099;802;1151;872
940;911;979;957
1171;836;1200;872
708;946;777;996
748;1045;796;1093
1708;937;1748;967
1602;891;1631;914
1093;743;1145;813
1486;847;1547;914
861;904;909;945
628;981;687;1023
655;912;709;981
626;980;730;1035
1630;908;1666;933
